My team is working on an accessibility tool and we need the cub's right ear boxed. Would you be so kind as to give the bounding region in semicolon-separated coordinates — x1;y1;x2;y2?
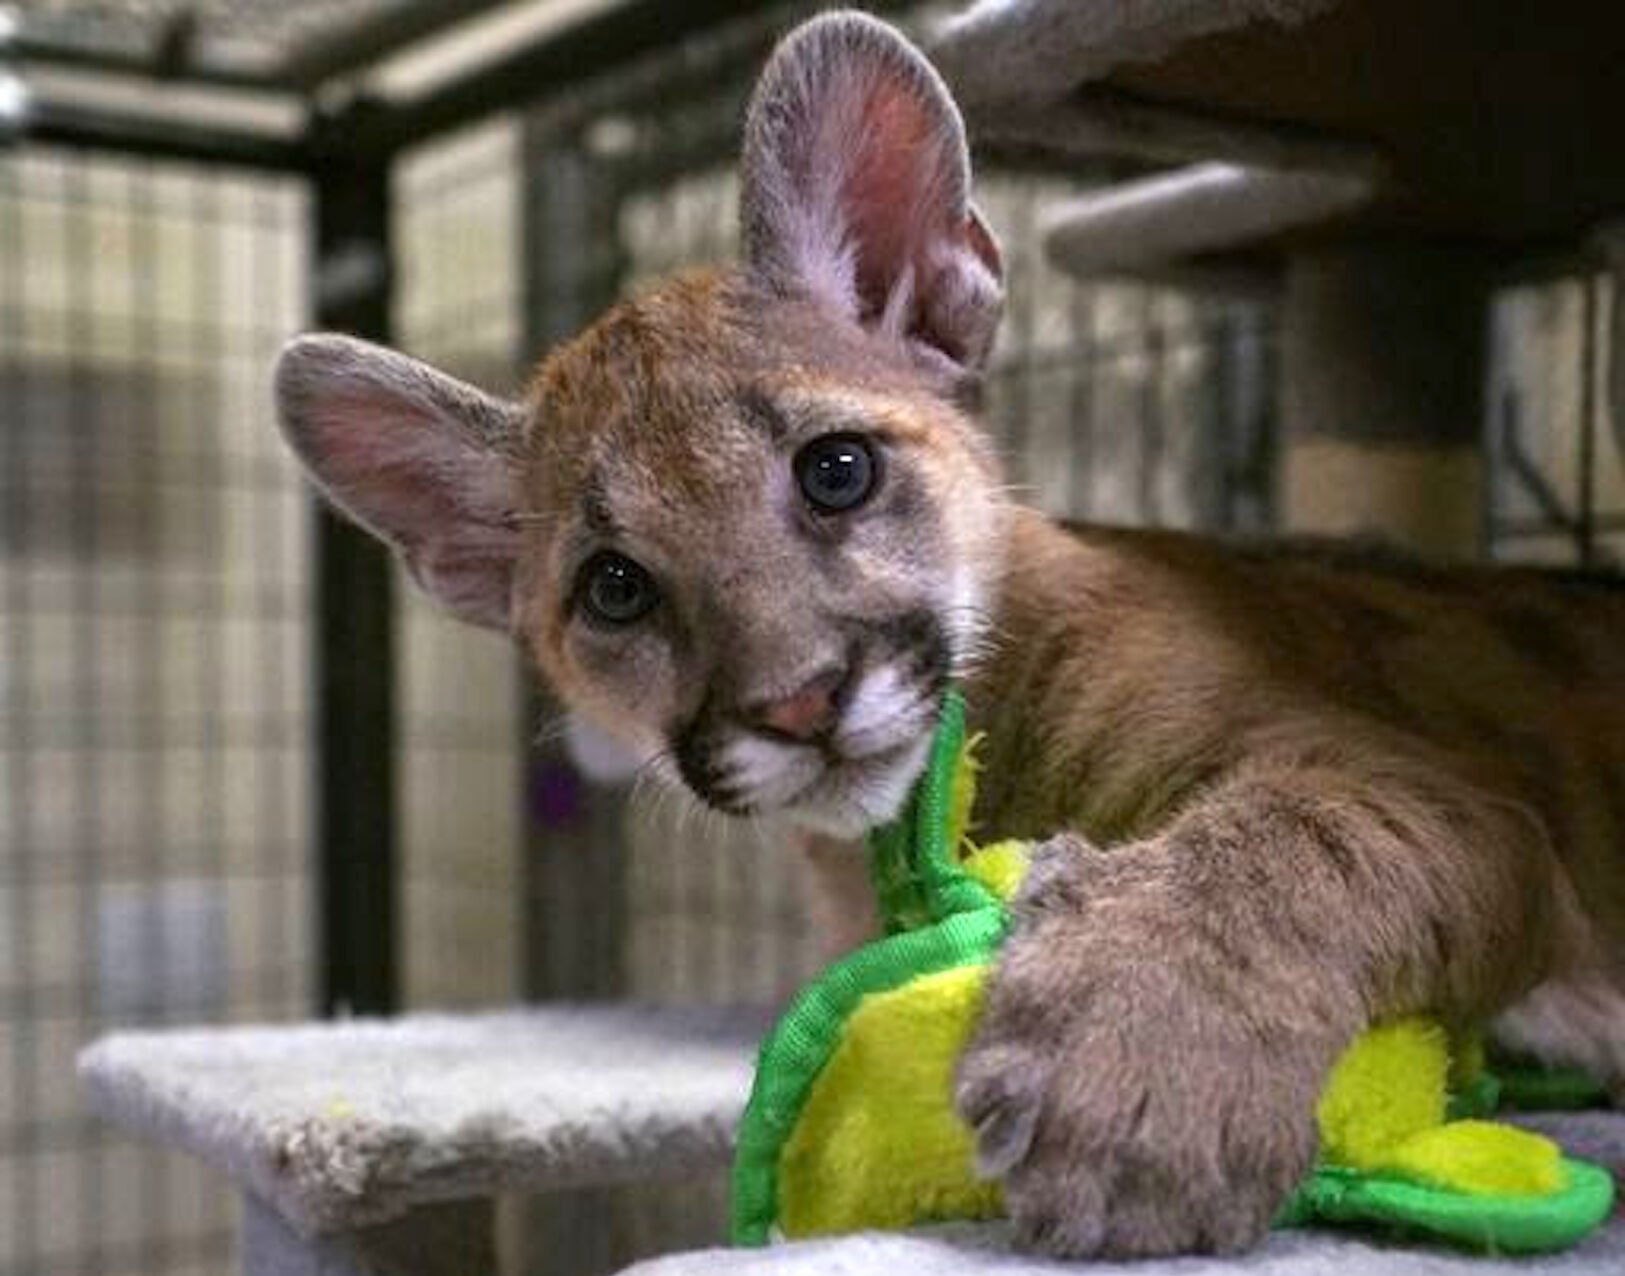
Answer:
274;334;529;631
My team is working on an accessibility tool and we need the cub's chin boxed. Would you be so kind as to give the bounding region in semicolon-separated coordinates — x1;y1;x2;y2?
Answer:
687;671;948;836
775;732;936;839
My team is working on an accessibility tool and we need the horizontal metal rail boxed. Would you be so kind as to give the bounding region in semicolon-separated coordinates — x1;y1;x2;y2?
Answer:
7;0;515;93
22;93;312;171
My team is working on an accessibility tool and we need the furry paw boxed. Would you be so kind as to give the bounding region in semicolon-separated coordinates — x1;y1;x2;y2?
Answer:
957;834;1331;1258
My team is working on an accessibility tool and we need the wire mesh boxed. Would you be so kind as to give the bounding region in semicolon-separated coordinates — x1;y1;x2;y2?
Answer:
393;116;526;1013
0;145;312;1276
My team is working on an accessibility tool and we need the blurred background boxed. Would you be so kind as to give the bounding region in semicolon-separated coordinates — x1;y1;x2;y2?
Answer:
0;1;1618;1274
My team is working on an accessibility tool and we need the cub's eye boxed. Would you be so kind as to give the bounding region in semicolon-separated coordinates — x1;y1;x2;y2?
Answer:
579;552;657;626
794;433;878;513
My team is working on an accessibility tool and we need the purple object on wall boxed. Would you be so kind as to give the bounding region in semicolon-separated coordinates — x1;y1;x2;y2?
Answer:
529;758;584;828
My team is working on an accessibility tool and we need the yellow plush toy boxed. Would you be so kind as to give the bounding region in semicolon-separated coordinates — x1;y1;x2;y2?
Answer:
731;692;1614;1252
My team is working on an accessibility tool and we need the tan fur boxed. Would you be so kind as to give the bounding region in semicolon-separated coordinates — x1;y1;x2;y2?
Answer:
503;271;1625;1256
972;511;1625;968
954;514;1625;1252
509;270;1006;835
276;13;1625;1259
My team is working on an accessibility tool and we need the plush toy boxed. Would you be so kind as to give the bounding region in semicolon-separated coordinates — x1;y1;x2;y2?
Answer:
731;691;1615;1252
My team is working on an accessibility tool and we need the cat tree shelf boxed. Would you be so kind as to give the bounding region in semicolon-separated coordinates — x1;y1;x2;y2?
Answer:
937;0;1625;256
79;1004;769;1275
81;1005;1625;1275
934;0;1625;559
75;6;1625;1275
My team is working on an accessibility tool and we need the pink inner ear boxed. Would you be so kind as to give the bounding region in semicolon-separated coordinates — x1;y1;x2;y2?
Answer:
277;332;526;628
307;403;440;541
840;79;960;323
305;391;512;550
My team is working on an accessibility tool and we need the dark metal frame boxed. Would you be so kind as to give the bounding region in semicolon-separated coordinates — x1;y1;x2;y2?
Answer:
308;127;399;1015
6;0;891;1017
9;1;515;91
7;0;1280;1025
8;1;796;171
1488;271;1619;568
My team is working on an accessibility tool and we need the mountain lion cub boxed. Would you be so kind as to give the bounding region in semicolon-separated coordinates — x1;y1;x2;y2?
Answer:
275;10;1625;1259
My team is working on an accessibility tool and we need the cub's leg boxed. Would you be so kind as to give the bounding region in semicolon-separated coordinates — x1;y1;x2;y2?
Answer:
1493;971;1625;1103
791;831;877;961
957;753;1570;1258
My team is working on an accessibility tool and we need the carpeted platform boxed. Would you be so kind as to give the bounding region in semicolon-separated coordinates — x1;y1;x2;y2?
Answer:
79;1006;1623;1274
623;1111;1625;1274
79;1003;772;1233
618;1211;1625;1276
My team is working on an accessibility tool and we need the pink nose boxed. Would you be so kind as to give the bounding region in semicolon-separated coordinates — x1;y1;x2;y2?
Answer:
752;667;846;742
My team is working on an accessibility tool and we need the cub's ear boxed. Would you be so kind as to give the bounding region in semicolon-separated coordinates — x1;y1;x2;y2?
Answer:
274;333;528;630
741;11;1003;382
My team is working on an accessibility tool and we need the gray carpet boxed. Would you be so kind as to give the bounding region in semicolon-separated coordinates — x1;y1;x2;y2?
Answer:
78;1006;1623;1274
621;1113;1625;1275
79;1003;773;1233
618;1213;1625;1276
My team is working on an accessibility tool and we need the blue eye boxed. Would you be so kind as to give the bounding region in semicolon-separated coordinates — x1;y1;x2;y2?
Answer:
794;433;878;513
580;552;657;625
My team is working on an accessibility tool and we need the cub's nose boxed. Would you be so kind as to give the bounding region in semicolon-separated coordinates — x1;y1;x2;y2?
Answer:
750;665;848;742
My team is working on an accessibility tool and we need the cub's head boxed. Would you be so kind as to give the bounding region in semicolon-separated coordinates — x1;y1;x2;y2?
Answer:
275;13;1008;836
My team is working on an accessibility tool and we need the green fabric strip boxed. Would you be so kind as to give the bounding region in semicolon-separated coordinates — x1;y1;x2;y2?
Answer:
868;691;997;933
1493;1065;1610;1112
730;688;1617;1255
729;906;1008;1245
1285;1158;1615;1254
1446;1072;1502;1121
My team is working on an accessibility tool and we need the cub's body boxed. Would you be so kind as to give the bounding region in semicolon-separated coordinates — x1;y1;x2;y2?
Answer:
275;12;1624;1259
977;512;1625;908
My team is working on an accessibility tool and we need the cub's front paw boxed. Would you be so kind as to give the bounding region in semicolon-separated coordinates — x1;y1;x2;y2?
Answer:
956;835;1331;1258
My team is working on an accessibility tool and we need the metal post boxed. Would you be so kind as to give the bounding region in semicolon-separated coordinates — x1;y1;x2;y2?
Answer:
243;1196;496;1276
310;109;399;1016
1279;243;1490;558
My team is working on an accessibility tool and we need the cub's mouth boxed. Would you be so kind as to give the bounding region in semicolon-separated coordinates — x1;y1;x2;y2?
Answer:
671;613;955;836
686;686;944;837
778;727;940;838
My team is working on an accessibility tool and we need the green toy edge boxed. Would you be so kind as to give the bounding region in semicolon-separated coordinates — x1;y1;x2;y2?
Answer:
1493;1064;1611;1111
868;690;998;931
729;906;1007;1245
728;688;1618;1253
1286;1157;1615;1254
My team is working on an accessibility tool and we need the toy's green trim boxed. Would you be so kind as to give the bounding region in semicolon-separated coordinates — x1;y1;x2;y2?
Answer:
1446;1072;1502;1121
730;908;1007;1244
1443;1056;1605;1120
729;688;1617;1254
1282;1158;1614;1254
733;691;1006;1245
868;691;997;932
1493;1064;1610;1112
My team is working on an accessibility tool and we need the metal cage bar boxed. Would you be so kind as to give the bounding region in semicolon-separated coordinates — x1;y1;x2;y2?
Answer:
309;129;400;1016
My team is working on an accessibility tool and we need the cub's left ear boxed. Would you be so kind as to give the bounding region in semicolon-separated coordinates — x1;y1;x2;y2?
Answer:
740;11;1004;382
